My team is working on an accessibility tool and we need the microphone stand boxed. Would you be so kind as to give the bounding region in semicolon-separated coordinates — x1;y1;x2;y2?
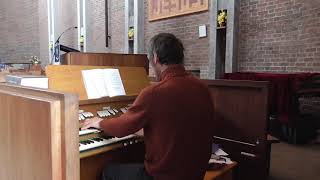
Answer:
52;26;77;65
55;26;78;45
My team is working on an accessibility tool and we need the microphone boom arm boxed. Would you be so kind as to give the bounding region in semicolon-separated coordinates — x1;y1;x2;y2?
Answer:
55;26;77;44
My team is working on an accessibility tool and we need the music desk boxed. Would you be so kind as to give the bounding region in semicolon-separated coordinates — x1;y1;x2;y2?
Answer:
204;162;237;180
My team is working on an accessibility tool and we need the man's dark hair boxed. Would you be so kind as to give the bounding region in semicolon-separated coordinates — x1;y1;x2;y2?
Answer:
148;33;184;65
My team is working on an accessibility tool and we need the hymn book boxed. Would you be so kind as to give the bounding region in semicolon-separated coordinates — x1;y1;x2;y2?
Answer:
5;75;48;89
81;69;126;99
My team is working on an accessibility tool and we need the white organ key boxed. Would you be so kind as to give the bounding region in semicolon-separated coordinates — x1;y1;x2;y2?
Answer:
108;109;116;115
97;110;111;118
82;112;93;118
113;109;118;113
97;111;104;118
79;114;85;120
101;111;107;118
81;112;88;118
87;112;94;117
120;108;127;113
79;129;100;136
102;106;111;110
104;110;111;116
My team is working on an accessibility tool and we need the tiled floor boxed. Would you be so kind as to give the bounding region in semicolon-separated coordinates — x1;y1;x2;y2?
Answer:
269;142;320;180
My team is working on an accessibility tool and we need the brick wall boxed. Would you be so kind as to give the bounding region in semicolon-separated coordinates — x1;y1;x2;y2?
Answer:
87;0;108;52
58;0;78;52
38;0;49;65
238;0;320;73
86;0;125;53
144;0;210;78
0;0;126;65
109;0;126;53
0;0;40;63
1;0;319;74
0;0;7;63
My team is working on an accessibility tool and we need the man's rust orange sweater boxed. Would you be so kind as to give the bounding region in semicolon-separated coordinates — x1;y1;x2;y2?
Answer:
100;65;214;180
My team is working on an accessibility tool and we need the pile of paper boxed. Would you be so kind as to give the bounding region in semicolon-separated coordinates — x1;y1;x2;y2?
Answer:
5;75;48;89
82;69;126;99
209;143;233;165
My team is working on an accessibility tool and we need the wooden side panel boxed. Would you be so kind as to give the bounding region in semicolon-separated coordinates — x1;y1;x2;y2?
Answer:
0;91;61;180
61;90;80;180
210;86;267;144
45;65;150;100
204;80;269;180
0;84;80;180
61;52;149;74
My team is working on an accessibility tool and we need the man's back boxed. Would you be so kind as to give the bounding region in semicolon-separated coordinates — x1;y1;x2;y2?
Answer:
143;65;214;180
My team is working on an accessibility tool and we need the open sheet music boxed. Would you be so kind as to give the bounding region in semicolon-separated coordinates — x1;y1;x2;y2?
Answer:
81;69;126;99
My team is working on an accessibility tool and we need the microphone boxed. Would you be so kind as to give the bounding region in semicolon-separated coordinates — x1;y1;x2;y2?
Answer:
55;26;78;44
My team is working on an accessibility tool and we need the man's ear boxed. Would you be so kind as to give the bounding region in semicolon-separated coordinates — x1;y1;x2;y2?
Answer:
153;53;159;65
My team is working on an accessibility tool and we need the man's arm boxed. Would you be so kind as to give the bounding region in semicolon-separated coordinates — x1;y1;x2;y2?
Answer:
99;101;149;137
82;88;152;137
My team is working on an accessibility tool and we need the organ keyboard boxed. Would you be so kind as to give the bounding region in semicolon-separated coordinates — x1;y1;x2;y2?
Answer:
78;96;144;157
78;103;139;153
78;95;146;179
79;134;139;152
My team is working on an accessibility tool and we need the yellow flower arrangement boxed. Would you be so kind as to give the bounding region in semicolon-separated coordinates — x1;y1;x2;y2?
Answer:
49;41;53;50
29;56;41;64
128;27;134;40
217;10;227;27
80;35;84;44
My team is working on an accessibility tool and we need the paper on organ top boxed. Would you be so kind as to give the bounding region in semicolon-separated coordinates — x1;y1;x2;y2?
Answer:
82;69;106;99
102;69;126;97
81;68;126;99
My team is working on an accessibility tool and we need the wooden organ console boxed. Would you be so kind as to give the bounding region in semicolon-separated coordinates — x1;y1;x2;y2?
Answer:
0;63;149;180
0;53;273;180
46;65;150;180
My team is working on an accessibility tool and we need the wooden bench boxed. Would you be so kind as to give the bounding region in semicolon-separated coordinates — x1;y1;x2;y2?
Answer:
204;162;237;180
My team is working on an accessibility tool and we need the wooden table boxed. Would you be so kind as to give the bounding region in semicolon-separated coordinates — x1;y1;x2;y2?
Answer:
204;162;237;180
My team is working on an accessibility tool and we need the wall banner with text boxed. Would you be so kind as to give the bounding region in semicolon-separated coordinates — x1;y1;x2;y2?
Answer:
148;0;209;21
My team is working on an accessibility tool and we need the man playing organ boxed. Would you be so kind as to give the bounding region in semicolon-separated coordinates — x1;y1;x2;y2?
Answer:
82;33;215;180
